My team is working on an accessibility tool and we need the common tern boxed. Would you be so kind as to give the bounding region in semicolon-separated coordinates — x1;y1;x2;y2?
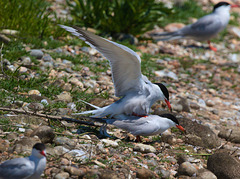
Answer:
0;143;46;179
152;1;239;51
60;25;172;117
91;113;185;142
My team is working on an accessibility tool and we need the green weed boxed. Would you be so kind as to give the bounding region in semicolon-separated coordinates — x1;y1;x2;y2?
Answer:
67;0;172;36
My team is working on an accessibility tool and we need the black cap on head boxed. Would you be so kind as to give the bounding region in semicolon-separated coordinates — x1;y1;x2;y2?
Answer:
213;1;230;11
159;113;179;125
33;143;45;151
154;83;169;101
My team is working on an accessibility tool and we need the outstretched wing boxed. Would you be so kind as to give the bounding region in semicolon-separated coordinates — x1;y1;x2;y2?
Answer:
59;25;145;97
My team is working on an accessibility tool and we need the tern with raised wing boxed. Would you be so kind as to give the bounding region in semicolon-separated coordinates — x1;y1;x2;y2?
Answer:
0;143;46;179
60;25;172;117
152;2;239;51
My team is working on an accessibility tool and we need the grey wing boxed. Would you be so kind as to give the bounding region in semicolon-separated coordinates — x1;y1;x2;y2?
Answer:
181;14;222;37
111;117;159;136
0;158;34;179
59;25;145;97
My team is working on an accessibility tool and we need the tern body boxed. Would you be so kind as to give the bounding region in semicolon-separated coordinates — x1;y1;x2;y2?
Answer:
60;25;171;117
93;113;185;137
0;143;46;179
153;2;237;51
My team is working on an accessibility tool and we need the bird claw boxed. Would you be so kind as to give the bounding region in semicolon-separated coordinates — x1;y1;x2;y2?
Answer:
100;124;112;138
209;46;217;52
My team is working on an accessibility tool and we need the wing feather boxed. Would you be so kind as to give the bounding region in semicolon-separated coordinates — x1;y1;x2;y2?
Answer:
59;25;144;97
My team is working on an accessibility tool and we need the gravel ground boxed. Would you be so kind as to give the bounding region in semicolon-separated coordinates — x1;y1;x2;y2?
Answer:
1;0;240;178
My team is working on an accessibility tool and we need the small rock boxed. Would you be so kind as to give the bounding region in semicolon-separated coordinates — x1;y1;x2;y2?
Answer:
89;48;98;55
198;99;206;107
42;55;53;62
229;26;240;38
53;146;70;156
206;100;215;107
197;168;217;179
64;166;87;176
30;126;55;143
180;117;221;148
12;137;41;154
6;133;18;140
30;49;44;59
54;172;70;179
218;127;240;144
101;139;119;148
27;102;44;111
20;56;31;66
54;136;76;148
159;168;170;179
136;168;155;179
134;143;156;153
28;90;41;96
178;161;198;177
57;91;72;103
19;66;28;73
207;151;240;179
60;158;69;165
155;70;178;80
69;78;84;88
62;83;72;91
177;154;189;165
7;65;16;72
190;102;200;110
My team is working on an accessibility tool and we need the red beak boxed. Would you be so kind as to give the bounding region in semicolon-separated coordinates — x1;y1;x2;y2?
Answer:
165;99;172;112
231;4;239;8
176;125;185;132
40;151;46;157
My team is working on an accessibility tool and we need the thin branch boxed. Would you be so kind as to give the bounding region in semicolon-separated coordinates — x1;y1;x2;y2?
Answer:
0;107;102;127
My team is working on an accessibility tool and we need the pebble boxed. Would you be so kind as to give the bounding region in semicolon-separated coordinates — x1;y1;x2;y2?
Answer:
101;139;119;148
54;137;76;148
42;55;53;62
21;56;31;66
56;91;72;103
134;143;156;153
54;172;70;179
7;65;16;72
64;166;87;176
30;49;44;59
136;168;155;179
28;90;41;96
30;125;55;143
155;70;178;80
178;161;198;177
19;66;28;73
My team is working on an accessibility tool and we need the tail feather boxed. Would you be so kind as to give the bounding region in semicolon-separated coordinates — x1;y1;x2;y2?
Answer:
151;31;184;41
78;99;100;109
155;35;183;41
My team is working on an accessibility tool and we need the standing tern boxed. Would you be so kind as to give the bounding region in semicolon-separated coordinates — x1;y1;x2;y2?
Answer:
60;25;172;117
0;143;46;179
90;113;185;142
152;1;239;51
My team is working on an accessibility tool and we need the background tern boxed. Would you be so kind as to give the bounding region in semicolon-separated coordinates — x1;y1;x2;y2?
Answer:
60;25;172;117
0;143;46;179
91;113;185;142
152;1;239;51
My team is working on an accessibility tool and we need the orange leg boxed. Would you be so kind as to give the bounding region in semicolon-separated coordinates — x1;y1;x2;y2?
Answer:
208;41;217;52
136;135;142;142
